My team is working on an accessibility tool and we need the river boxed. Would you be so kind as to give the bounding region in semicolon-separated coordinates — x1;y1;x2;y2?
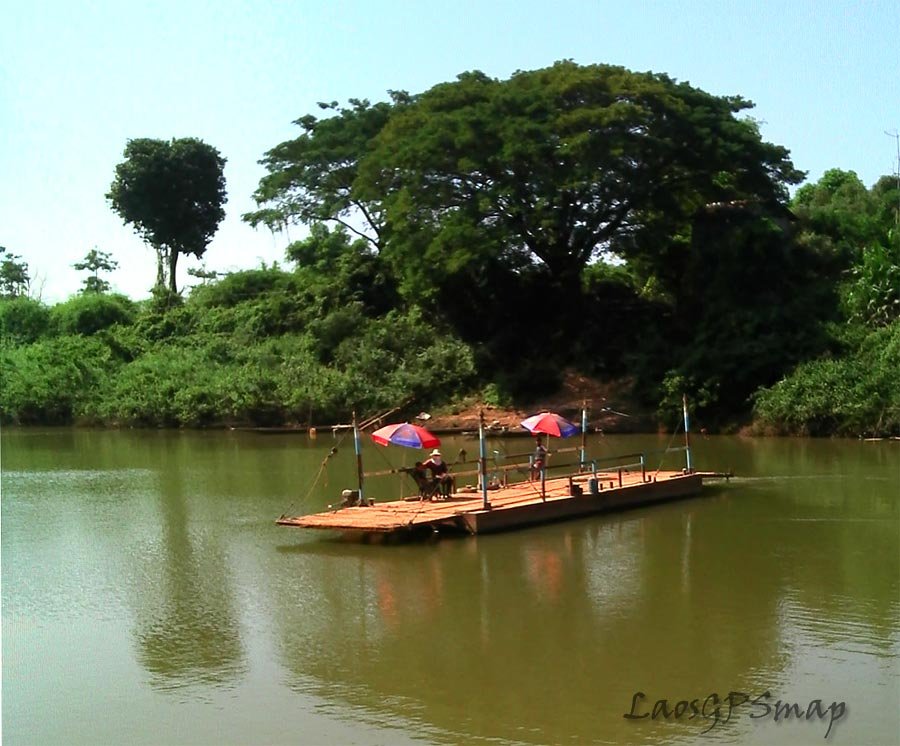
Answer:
2;428;898;745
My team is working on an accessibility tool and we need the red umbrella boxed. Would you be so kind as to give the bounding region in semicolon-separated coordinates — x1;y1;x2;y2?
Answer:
520;412;579;438
371;422;441;449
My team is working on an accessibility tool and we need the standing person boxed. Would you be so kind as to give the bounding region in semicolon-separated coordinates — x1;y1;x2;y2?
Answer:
422;449;455;499
531;437;548;481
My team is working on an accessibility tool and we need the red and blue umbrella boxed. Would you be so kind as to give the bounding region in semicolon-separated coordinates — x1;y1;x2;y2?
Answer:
371;422;441;449
521;412;579;438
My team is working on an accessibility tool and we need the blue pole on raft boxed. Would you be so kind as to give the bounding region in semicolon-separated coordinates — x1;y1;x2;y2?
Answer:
479;411;490;510
540;442;546;500
682;394;693;473
580;403;588;469
353;411;365;503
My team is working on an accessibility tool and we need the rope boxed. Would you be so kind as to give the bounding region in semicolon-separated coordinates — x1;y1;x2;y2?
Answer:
654;417;684;478
278;444;340;519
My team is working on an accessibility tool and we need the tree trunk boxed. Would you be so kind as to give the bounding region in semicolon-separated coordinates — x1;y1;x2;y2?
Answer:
155;247;166;289
168;249;179;294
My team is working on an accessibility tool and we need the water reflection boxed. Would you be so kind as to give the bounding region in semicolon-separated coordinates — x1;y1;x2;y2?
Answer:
129;440;246;691
2;429;897;745
266;516;760;741
264;469;898;744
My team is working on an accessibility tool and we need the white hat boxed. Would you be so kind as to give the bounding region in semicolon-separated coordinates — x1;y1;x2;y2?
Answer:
431;449;441;456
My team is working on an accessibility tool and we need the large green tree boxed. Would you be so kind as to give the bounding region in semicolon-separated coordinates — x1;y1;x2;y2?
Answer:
247;62;806;398
286;223;399;317
248;62;800;302
108;138;227;294
791;169;880;263
792;169;900;327
245;96;408;248
360;63;801;297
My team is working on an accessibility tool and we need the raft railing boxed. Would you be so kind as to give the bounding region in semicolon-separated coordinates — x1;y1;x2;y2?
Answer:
359;442;692;498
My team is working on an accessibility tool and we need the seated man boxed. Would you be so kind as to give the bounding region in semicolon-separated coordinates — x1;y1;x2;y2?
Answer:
403;461;438;501
422;449;455;499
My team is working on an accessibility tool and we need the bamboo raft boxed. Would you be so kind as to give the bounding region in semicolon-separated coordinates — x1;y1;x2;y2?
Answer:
277;468;727;537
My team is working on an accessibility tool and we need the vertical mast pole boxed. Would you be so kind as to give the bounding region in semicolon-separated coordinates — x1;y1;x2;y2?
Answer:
682;394;693;473
580;400;588;469
479;410;490;510
540;434;547;500
353;411;364;503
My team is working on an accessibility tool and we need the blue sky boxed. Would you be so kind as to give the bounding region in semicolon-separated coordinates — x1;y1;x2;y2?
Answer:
2;0;898;302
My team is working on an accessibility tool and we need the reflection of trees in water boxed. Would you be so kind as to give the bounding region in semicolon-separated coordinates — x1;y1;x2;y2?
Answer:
735;488;899;655
696;434;899;651
261;436;898;743
265;509;797;744
133;462;245;690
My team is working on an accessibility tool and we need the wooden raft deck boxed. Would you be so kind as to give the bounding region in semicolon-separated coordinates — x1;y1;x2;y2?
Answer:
276;469;713;536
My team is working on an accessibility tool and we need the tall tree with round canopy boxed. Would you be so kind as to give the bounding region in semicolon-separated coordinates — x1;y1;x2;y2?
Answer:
108;138;227;294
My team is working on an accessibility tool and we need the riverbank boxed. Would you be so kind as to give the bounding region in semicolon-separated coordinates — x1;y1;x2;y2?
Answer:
230;375;653;435
423;373;658;434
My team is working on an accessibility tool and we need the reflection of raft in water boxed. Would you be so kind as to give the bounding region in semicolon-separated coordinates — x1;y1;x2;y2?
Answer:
276;468;731;538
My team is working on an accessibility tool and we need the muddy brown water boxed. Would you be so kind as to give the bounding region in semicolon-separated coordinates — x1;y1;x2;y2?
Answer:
2;428;898;744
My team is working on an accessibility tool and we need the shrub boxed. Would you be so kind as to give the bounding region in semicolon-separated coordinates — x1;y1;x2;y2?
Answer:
95;345;229;427
50;293;136;336
0;335;119;423
753;321;900;436
189;267;297;309
0;297;51;344
333;309;476;411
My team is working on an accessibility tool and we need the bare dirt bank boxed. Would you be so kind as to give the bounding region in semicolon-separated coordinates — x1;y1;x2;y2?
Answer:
424;372;657;434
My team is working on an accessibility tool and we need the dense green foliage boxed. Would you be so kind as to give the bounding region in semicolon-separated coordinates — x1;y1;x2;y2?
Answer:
108;138;227;293
247;62;813;411
1;335;119;424
3;65;899;434
0;255;474;426
0;296;51;345
50;294;137;336
753;322;900;436
751;170;900;435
